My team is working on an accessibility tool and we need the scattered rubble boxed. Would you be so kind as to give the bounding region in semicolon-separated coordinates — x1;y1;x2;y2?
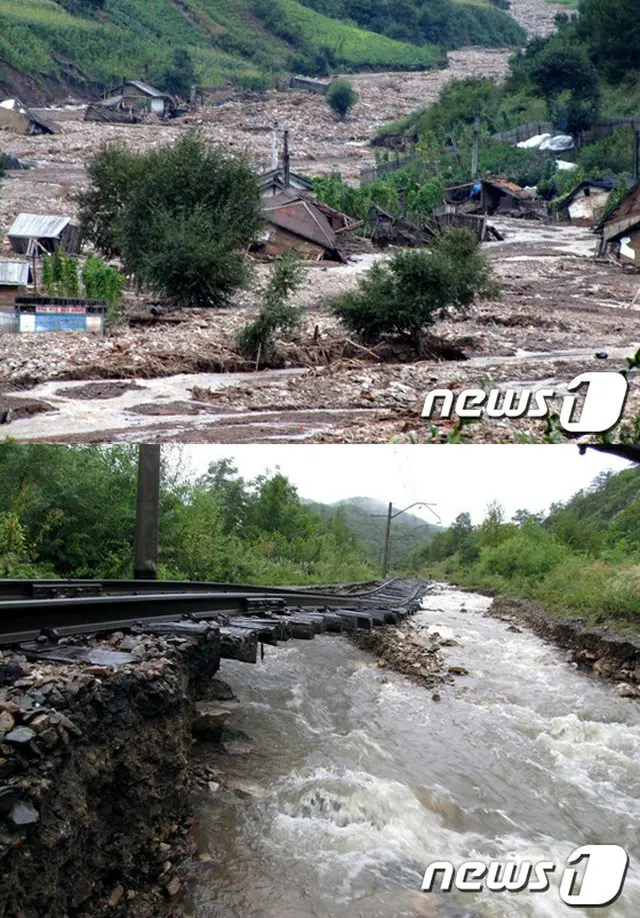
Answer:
348;617;468;689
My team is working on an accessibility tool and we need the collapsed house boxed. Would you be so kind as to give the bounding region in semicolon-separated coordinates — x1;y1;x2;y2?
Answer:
0;261;32;307
85;80;175;123
368;205;434;248
432;206;503;242
597;182;640;267
445;178;538;217
552;178;619;226
291;76;330;95
254;189;359;262
0;99;59;136
8;214;81;256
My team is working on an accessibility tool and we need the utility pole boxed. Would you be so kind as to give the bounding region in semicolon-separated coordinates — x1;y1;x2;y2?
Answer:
272;119;279;171
382;502;393;578
634;129;639;183
377;501;441;578
283;129;291;189
471;115;480;181
134;444;161;581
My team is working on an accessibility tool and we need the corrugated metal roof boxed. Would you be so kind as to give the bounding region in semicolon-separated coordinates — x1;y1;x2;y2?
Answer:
126;80;166;98
0;261;31;285
8;213;71;239
484;178;532;200
264;193;336;250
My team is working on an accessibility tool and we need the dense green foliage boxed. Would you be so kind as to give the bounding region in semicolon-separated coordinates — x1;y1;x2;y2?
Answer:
0;0;450;92
314;170;446;228
0;446;375;584
374;0;640;195
237;254;304;363
41;252;124;311
409;468;640;629
159;47;197;99
306;496;441;567
326;79;358;121
331;228;499;348
297;0;525;49
77;134;262;308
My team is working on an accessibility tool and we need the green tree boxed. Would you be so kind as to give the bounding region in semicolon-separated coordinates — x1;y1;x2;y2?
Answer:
160;48;196;99
78;133;263;308
577;0;640;83
331;228;498;350
237;253;304;363
326;79;359;121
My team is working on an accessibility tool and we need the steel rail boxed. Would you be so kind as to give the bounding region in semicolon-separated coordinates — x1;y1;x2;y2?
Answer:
0;578;400;602
0;585;422;647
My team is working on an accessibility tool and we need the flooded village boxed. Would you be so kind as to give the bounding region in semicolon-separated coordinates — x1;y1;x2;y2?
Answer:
0;0;639;444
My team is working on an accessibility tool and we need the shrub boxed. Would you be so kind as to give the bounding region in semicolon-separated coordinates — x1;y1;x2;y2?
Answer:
327;79;358;120
237;253;304;364
331;228;499;349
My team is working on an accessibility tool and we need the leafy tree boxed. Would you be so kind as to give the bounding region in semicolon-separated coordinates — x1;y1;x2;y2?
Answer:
327;79;358;121
78;133;263;308
331;228;499;350
82;255;125;308
237;253;304;363
159;48;196;99
577;0;640;83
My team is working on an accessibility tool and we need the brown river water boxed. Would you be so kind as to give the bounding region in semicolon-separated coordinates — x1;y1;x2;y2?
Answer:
177;586;640;918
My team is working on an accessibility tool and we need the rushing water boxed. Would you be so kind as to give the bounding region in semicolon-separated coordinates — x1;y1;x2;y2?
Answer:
179;585;640;918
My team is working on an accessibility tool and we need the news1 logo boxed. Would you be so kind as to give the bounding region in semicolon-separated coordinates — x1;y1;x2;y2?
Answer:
422;372;630;435
422;844;630;907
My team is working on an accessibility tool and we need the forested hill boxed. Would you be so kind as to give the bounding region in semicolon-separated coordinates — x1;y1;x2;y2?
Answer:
0;0;524;102
305;496;442;566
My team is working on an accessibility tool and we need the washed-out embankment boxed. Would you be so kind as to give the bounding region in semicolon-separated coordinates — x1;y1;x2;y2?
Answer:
0;624;224;918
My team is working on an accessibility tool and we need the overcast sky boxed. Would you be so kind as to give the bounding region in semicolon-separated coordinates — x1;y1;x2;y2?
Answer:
168;445;633;526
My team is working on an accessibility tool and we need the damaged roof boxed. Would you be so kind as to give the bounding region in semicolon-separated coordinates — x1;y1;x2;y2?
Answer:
0;261;31;286
0;98;59;135
482;177;532;200
260;167;315;193
599;181;640;241
8;214;72;239
124;80;169;98
263;191;337;250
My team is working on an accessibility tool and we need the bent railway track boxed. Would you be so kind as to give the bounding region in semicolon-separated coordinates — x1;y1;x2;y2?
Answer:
0;578;430;662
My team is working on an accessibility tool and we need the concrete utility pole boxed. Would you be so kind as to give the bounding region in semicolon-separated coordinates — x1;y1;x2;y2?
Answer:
283;130;291;189
634;130;640;182
378;501;441;578
272;120;279;171
134;444;161;581
471;115;480;181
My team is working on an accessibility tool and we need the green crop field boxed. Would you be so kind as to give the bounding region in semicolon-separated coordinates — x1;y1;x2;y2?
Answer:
0;0;519;97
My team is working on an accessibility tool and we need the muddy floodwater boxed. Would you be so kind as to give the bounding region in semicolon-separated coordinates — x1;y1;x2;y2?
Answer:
178;586;640;918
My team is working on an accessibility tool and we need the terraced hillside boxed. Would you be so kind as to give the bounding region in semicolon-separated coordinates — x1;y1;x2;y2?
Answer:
0;0;523;101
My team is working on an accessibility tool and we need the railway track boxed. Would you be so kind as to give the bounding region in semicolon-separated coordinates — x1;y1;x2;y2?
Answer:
0;578;429;661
